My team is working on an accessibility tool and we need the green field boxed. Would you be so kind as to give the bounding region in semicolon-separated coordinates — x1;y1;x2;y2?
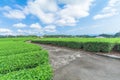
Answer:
32;38;120;53
32;38;120;43
0;38;52;80
0;37;120;79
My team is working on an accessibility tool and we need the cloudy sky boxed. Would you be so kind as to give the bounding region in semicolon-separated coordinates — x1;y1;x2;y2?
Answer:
0;0;120;36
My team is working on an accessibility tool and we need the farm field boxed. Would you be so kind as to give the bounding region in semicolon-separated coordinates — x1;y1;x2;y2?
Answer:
0;38;52;80
0;37;120;80
0;0;120;80
32;38;120;53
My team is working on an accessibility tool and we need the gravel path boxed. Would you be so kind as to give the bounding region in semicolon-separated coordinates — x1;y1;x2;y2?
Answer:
35;43;120;80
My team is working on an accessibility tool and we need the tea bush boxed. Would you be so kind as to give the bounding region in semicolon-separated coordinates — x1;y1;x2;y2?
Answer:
32;38;120;53
0;38;52;80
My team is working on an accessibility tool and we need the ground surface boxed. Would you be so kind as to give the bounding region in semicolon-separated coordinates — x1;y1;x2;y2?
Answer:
35;43;120;80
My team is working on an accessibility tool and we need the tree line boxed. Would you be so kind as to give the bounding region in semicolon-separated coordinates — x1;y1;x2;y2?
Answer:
1;32;120;38
43;32;120;38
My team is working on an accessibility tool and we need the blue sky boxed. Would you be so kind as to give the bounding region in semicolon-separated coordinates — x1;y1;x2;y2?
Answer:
0;0;120;36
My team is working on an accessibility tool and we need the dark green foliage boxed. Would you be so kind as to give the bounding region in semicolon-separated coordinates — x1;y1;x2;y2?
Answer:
113;44;120;51
115;32;120;37
99;34;114;38
53;41;83;49
83;42;115;52
32;40;83;49
65;42;83;49
32;38;120;53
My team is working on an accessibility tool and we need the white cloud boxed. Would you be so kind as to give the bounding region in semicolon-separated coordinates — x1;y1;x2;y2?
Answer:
55;16;76;26
24;0;58;24
3;10;25;19
30;23;42;30
1;0;94;26
0;6;10;11
93;0;120;20
44;25;56;32
108;0;120;7
0;28;12;33
17;29;39;35
56;0;94;26
30;23;56;33
17;29;23;33
2;6;26;19
58;0;93;18
13;23;27;28
0;28;13;35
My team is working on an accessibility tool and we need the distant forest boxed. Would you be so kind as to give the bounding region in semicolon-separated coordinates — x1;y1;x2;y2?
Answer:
43;32;120;38
1;32;120;38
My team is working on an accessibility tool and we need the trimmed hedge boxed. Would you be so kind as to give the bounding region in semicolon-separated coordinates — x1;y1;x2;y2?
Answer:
32;40;83;49
0;65;52;80
83;42;115;52
32;40;119;53
113;43;120;51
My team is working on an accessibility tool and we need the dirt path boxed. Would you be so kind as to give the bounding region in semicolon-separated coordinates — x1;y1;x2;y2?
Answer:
35;43;120;80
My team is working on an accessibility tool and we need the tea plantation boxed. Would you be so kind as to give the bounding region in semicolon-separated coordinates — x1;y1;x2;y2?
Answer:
0;38;52;80
32;38;120;53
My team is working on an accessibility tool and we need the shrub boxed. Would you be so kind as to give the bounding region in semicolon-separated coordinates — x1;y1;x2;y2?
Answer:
0;42;41;56
83;42;115;52
0;50;48;74
0;65;53;80
65;42;83;49
0;38;53;80
113;43;120;51
32;40;83;49
32;39;116;53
